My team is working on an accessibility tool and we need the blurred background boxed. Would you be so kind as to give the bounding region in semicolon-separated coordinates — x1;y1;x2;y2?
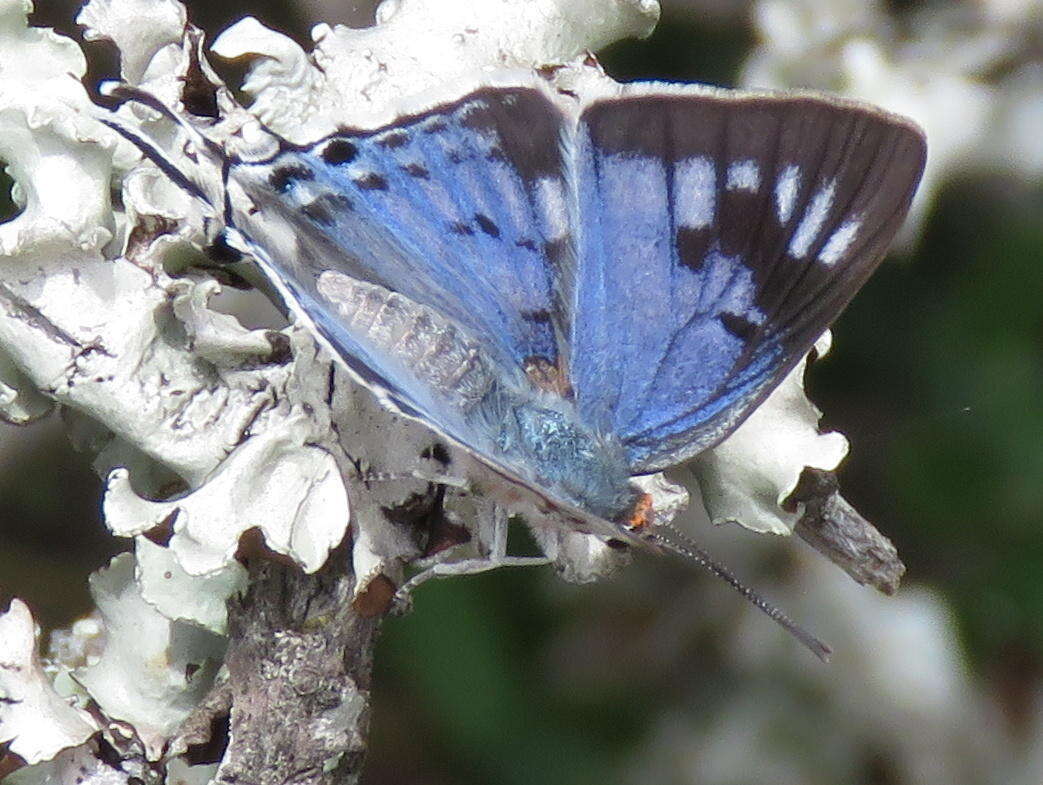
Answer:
3;0;1041;783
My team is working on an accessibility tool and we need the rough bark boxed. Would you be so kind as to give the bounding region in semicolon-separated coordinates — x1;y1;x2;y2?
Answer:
792;469;905;595
186;543;384;784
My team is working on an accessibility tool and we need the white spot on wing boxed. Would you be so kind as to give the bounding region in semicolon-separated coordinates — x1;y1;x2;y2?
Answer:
676;156;716;229
788;178;836;258
726;159;760;192
535;176;569;239
699;249;766;324
817;217;862;266
775;164;800;224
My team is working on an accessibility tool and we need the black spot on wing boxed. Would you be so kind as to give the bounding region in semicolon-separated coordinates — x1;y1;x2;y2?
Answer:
719;171;770;261
326;193;354;209
474;213;500;238
521;309;552;325
719;311;759;342
543;238;571;269
401;162;429;179
302;200;334;227
354;172;388;191
676;226;712;272
268;164;314;192
321;139;358;165
376;129;409;149
449;221;474;235
515;238;537;252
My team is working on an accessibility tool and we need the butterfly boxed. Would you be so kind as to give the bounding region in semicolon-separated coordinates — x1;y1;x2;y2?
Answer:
101;74;926;657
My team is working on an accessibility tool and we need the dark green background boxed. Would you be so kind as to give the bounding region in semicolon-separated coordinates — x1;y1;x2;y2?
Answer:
2;2;1040;782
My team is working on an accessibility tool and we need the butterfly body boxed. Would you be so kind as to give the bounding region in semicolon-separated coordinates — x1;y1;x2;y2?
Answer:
250;238;640;529
103;76;925;547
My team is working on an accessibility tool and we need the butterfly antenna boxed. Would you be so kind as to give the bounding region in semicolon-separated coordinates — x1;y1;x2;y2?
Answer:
648;523;832;662
101;82;226;158
94;82;219;209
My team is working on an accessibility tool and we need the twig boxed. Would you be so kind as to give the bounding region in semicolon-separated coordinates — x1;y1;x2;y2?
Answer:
211;543;382;784
792;469;906;595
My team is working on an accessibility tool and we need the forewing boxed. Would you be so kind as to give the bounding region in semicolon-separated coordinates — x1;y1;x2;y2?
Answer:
569;88;926;472
228;85;575;393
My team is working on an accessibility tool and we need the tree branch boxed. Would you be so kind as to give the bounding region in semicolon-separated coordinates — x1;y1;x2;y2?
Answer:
214;543;382;784
792;469;905;595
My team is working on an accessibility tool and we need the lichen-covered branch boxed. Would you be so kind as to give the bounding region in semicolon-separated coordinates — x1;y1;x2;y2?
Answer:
0;0;667;777
792;468;905;595
0;0;932;779
214;552;380;784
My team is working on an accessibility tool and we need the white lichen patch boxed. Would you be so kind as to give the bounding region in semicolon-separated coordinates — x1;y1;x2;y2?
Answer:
691;332;849;535
2;741;134;785
0;349;53;424
169;278;279;365
0;600;98;765
77;554;227;760
0;0;118;256
104;423;351;576
135;537;247;634
77;0;187;85
0;0;902;764
210;0;659;140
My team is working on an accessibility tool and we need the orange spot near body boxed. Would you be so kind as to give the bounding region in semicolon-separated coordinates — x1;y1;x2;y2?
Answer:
626;492;655;532
523;356;574;397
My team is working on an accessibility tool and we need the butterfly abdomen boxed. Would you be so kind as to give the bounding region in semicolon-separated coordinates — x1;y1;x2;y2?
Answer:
310;270;635;523
315;271;493;409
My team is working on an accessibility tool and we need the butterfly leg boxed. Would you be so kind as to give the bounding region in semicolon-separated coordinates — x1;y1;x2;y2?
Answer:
394;501;552;601
347;440;471;490
359;468;470;488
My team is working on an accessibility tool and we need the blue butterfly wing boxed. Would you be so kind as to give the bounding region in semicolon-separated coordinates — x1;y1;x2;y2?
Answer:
229;85;574;393
569;89;926;473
